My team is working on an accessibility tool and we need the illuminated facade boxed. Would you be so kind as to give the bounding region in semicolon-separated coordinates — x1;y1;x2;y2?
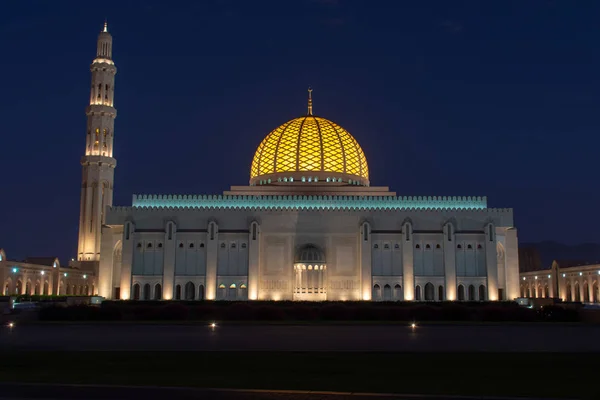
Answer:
84;29;520;302
77;22;117;263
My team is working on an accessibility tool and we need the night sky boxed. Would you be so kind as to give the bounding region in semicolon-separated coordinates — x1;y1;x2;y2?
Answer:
2;0;599;262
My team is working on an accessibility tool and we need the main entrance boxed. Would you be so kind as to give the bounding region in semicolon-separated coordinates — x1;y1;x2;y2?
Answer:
293;244;327;301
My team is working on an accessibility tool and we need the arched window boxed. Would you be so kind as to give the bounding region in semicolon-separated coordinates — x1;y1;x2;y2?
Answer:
457;285;465;301
383;284;392;301
424;283;434;301
241;243;246;249
415;244;420;249
544;285;550;298
425;244;431;249
198;284;205;300
179;243;184;248
438;285;444;301
154;283;162;300
574;282;581;302
394;284;402;300
147;242;152;248
132;284;140;300
189;243;194;248
372;284;381;301
200;243;205;248
185;282;195;300
175;284;182;300
239;284;247;300
229;283;237;300
43;281;49;295
468;285;475;301
436;244;441;249
373;244;379;249
143;283;151;300
218;283;226;300
34;282;40;295
467;244;472;249
220;243;226;248
457;244;462;249
583;282;590;303
478;284;486;301
415;285;422;301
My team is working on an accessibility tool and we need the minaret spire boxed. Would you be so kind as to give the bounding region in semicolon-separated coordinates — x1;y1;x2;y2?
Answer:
77;23;118;263
307;87;313;115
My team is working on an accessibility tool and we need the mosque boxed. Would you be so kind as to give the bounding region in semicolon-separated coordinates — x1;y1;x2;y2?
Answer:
3;24;522;302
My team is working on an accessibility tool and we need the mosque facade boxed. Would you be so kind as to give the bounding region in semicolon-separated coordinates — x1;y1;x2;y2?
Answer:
3;24;521;302
82;25;520;302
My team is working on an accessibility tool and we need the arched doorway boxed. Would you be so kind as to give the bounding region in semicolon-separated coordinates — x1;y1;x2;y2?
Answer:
583;281;590;303
143;283;151;300
594;282;599;303
468;285;475;301
458;284;465;301
185;282;195;300
175;284;182;300
566;282;572;301
132;283;140;300
394;284;402;301
424;283;434;301
236;284;244;300
415;285;422;301
154;283;162;300
229;284;237;300
218;284;226;299
43;281;49;295
25;281;31;295
438;285;444;301
372;284;381;301
574;282;581;302
34;282;40;295
293;244;326;301
478;285;486;301
544;285;549;298
383;284;392;301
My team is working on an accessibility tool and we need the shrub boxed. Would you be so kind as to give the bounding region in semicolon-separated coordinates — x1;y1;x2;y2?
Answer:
318;304;352;320
255;305;286;321
158;303;190;320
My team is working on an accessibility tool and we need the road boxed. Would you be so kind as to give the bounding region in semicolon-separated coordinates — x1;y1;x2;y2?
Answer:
1;323;598;352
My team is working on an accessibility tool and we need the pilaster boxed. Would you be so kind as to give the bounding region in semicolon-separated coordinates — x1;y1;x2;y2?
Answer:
205;221;219;300
359;222;372;300
248;221;260;300
162;221;176;300
443;222;457;300
402;221;414;301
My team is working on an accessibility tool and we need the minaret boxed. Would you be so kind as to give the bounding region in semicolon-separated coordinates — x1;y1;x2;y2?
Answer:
77;22;117;262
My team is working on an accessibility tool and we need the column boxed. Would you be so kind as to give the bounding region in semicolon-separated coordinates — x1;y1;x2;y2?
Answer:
360;222;372;300
504;228;520;301
485;223;499;301
247;222;260;300
402;221;415;301
443;222;456;300
162;221;176;300
98;225;115;298
119;221;135;299
587;274;594;303
205;221;218;300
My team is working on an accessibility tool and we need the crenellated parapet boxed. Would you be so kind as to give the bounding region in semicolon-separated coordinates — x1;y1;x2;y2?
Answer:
127;194;493;211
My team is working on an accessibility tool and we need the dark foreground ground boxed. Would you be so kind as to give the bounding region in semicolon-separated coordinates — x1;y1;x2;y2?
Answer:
0;324;598;398
0;351;596;399
0;384;576;400
2;323;600;351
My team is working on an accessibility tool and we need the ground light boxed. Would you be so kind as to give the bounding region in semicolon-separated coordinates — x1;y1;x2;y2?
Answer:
7;322;14;329
210;322;217;328
411;322;416;329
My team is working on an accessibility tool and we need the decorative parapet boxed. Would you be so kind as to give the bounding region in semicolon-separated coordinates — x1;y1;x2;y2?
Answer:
129;194;489;211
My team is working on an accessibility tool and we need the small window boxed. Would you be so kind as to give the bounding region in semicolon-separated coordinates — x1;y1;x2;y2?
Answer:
436;244;441;249
178;243;184;248
157;243;163;248
218;283;226;289
394;243;399;249
147;243;152;248
467;244;472;249
384;244;389;249
137;243;142;248
200;243;205;248
477;244;482;249
231;243;236;249
229;283;236;289
425;244;431;249
457;244;462;249
415;244;420;249
241;243;247;249
220;243;226;248
189;243;194;248
373;244;379;249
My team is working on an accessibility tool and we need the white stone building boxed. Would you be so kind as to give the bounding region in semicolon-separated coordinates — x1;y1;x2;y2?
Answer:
520;261;600;303
0;250;96;296
78;26;521;302
3;24;521;303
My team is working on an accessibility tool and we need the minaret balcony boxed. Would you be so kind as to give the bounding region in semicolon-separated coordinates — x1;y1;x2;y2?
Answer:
86;104;117;117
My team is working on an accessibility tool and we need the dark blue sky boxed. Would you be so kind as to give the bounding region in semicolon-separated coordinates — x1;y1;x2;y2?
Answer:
2;0;599;261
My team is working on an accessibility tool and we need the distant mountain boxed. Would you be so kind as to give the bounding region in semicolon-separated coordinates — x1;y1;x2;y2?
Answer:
519;241;600;271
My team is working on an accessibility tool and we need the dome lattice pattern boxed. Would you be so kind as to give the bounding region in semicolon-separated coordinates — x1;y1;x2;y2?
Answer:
250;116;369;184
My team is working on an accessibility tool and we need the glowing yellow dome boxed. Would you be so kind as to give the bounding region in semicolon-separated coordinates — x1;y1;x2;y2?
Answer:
250;115;369;186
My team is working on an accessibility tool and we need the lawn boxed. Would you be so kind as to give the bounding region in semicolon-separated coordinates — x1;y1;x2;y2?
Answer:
0;351;596;398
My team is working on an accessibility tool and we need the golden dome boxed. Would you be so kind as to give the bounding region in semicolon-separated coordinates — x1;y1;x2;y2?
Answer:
250;115;369;186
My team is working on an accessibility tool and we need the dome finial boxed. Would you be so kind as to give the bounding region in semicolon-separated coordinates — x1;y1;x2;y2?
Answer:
103;19;108;32
307;87;313;115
